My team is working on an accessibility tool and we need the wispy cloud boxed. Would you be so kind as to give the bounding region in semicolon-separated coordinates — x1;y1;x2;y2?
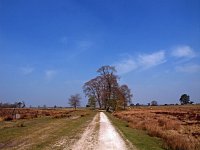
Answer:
115;58;137;75
176;64;200;73
115;50;166;75
138;50;166;69
171;45;196;58
45;70;57;80
21;67;34;75
115;45;199;75
171;45;199;73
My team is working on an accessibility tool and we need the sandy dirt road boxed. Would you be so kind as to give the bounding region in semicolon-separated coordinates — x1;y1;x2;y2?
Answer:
98;112;128;150
70;112;133;150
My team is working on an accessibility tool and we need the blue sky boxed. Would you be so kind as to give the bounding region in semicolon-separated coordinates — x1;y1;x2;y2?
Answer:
0;0;200;107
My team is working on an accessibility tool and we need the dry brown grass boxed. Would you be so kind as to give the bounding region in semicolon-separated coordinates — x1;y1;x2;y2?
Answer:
0;108;74;121
0;117;3;122
113;105;200;150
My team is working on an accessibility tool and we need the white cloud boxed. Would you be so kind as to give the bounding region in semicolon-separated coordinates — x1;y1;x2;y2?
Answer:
114;50;166;75
45;70;57;80
115;45;197;75
21;67;34;75
115;58;138;75
138;50;166;68
176;64;200;73
171;45;196;58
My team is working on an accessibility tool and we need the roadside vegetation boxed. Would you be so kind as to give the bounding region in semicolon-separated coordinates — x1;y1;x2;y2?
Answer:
106;112;164;150
112;105;200;150
0;108;97;150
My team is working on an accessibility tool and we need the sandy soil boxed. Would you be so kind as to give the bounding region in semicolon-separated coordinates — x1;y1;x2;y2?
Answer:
98;112;128;150
70;112;133;150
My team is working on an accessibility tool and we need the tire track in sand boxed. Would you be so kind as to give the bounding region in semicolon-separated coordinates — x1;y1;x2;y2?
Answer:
69;113;99;150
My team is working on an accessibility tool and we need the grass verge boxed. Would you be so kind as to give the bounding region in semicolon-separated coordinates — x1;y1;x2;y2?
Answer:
106;112;165;150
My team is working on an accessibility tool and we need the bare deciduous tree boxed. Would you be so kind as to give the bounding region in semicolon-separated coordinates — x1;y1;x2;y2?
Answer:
68;94;81;110
87;96;96;109
97;65;119;111
83;65;133;111
119;84;133;109
83;76;104;108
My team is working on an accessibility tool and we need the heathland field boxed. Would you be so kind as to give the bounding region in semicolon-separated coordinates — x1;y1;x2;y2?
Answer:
113;105;200;150
0;105;199;150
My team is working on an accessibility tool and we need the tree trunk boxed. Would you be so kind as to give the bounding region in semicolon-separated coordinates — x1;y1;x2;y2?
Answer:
106;106;110;112
97;99;102;108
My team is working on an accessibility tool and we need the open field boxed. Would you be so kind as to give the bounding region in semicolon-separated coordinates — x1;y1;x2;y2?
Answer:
113;105;200;150
1;106;199;150
0;108;97;150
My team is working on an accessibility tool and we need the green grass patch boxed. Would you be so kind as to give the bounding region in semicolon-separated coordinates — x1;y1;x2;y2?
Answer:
33;111;97;150
106;112;165;150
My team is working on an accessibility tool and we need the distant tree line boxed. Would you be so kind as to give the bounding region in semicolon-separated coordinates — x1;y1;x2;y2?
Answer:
0;101;25;108
83;65;133;111
130;93;195;107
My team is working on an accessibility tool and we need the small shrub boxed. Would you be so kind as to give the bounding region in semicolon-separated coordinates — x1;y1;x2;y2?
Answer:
125;124;129;127
45;113;50;116
4;116;13;121
146;125;163;138
17;122;25;127
158;118;166;127
164;120;181;130
163;134;195;150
